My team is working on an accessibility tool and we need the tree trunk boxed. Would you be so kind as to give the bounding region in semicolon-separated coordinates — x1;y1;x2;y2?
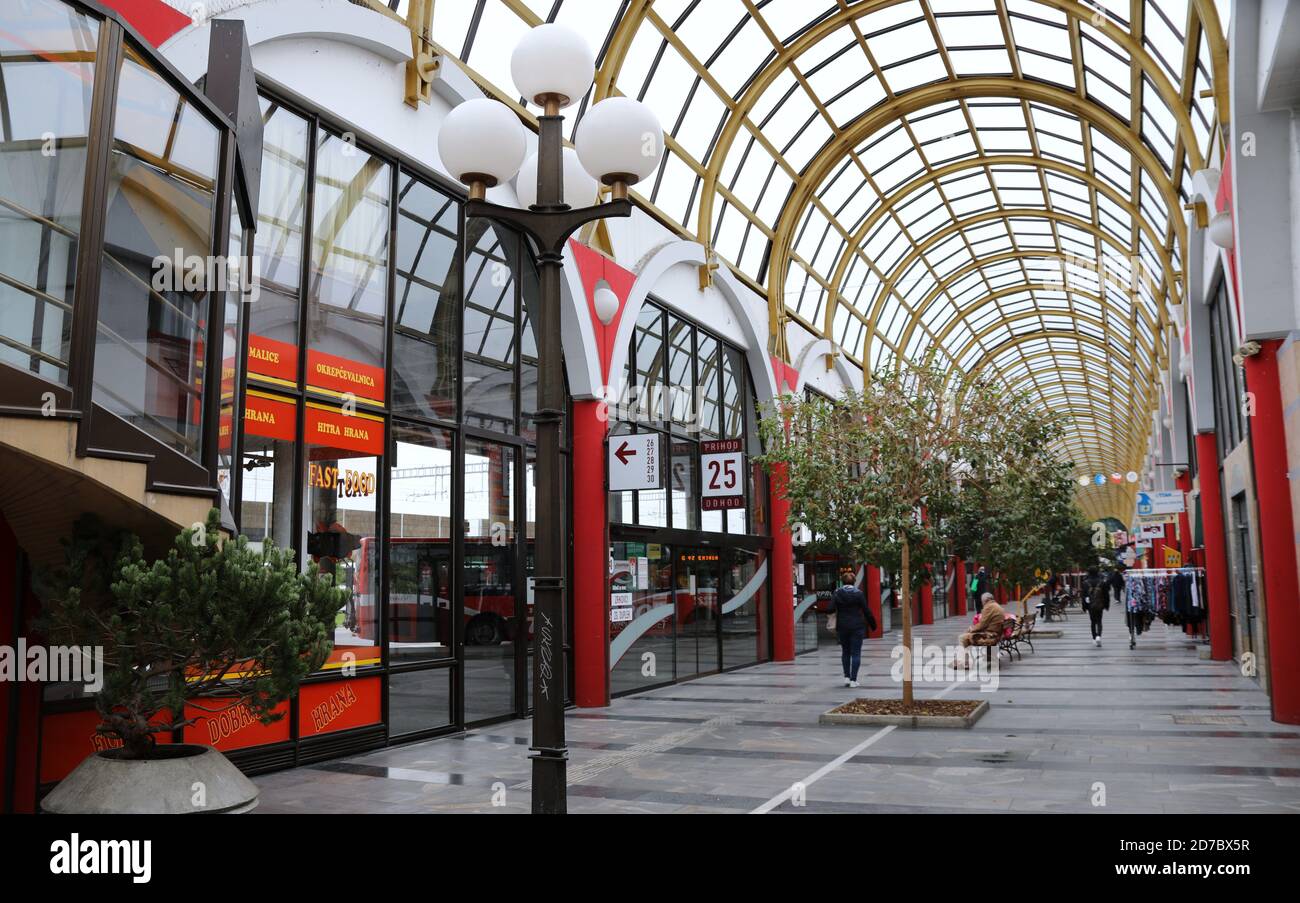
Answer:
901;536;913;707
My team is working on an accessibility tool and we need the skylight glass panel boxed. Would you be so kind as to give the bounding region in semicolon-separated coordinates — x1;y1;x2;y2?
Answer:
881;55;950;92
709;16;776;98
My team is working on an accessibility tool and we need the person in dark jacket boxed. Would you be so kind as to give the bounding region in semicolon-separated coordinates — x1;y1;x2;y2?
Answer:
1082;566;1113;646
972;567;993;605
830;568;876;687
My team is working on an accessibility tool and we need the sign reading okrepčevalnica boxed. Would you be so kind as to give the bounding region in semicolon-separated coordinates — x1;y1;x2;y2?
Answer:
700;439;745;510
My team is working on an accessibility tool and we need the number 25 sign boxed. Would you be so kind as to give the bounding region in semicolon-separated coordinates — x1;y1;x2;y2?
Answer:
701;439;745;510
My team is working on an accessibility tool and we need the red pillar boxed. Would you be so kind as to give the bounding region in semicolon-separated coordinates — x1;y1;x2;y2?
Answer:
864;565;883;639
918;579;933;626
1244;341;1300;723
769;463;795;661
1176;473;1193;558
954;558;967;617
572;400;609;708
1196;433;1233;661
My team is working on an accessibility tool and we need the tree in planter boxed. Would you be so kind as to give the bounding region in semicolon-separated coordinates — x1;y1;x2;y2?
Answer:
943;390;1087;612
760;363;1005;707
36;508;346;760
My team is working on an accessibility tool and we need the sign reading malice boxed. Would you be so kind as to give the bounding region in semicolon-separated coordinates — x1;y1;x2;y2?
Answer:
700;439;745;510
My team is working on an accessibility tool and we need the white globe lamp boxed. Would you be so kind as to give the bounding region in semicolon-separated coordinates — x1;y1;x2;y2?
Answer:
576;97;664;200
511;23;595;110
438;98;527;200
516;146;598;210
593;280;620;326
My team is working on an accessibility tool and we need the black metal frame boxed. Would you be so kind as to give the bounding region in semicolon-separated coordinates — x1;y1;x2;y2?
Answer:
0;1;249;506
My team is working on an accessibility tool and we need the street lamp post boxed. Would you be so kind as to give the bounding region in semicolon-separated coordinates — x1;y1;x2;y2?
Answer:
438;24;663;814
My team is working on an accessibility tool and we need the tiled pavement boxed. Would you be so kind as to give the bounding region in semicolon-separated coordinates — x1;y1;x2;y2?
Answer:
254;605;1300;813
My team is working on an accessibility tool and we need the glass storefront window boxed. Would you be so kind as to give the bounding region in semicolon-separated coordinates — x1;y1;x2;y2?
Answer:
387;668;452;737
307;131;390;405
393;174;459;422
666;314;694;428
218;198;245;510
633;304;664;424
95;46;219;459
722;549;768;669
463;438;517;723
388;424;455;664
463;221;517;434
670;438;697;531
249;98;308;385
239;390;297;551
609;539;674;696
304;401;382;674
0;0;98;383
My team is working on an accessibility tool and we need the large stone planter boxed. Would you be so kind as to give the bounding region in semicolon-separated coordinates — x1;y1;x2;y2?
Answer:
820;699;990;729
41;745;258;814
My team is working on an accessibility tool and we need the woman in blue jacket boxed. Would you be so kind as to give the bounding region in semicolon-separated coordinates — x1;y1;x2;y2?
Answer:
830;568;876;687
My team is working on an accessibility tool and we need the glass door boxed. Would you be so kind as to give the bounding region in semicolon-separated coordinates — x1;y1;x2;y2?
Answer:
462;439;520;724
721;548;767;669
675;548;721;679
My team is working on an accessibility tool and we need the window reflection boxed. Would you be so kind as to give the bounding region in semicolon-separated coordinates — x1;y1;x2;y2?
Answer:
95;46;219;459
388;424;455;665
249;99;308;382
239;390;297;551
304;402;382;674
393;174;459;422
307;132;390;402
463;439;517;723
0;0;97;383
463;221;518;433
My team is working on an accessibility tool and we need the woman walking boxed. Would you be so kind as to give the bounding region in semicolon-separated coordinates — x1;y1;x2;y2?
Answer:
829;568;875;688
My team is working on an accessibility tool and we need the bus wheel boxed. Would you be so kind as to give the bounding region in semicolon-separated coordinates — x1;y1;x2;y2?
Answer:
467;614;501;646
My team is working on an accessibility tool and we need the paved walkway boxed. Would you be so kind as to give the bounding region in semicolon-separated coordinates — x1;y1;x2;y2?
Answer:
254;605;1300;813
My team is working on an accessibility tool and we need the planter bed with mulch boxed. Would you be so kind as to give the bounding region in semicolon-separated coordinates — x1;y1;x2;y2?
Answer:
819;698;989;729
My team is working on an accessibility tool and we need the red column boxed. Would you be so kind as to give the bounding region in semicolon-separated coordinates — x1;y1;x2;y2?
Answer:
769;463;795;661
953;558;967;617
1244;341;1300;724
1197;432;1233;661
918;579;933;626
863;565;883;639
1176;473;1193;558
571;400;609;708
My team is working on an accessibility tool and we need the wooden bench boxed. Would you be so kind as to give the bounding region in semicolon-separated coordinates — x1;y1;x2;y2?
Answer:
999;613;1036;660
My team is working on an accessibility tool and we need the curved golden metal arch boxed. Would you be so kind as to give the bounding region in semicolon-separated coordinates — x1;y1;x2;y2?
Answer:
891;250;1162;370
954;329;1159;470
688;0;1205;267
822;154;1186;338
919;283;1157;364
872;209;1178;357
767;80;1190;360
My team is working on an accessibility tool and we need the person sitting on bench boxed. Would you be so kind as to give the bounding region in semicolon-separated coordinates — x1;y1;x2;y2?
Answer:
953;594;1006;667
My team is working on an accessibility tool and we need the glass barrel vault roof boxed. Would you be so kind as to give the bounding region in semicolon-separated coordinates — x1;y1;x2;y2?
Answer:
375;0;1232;520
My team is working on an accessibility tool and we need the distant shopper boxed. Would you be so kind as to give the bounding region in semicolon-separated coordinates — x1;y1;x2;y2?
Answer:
830;568;875;688
1083;566;1117;647
972;566;993;605
959;594;1006;649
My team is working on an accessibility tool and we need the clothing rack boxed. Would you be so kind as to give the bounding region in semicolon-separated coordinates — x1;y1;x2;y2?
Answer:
1121;567;1209;647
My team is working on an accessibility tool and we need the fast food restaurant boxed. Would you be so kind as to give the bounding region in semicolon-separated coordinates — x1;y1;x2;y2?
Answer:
0;0;880;809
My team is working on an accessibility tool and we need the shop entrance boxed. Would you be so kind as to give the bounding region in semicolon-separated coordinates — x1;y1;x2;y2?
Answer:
676;548;721;678
609;533;771;696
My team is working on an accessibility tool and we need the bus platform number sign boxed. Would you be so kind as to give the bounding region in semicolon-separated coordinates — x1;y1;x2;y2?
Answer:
701;439;745;510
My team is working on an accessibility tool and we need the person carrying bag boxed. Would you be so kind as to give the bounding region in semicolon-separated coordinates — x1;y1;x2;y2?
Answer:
829;569;875;688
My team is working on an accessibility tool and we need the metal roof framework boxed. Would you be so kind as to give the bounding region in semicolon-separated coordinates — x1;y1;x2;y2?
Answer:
369;0;1230;521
